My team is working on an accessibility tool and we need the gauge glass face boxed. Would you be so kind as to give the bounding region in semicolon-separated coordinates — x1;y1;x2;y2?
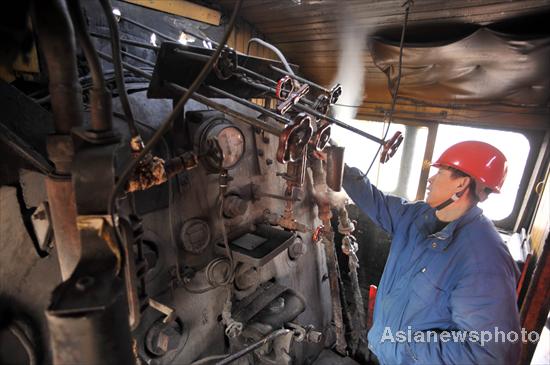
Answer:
217;127;245;169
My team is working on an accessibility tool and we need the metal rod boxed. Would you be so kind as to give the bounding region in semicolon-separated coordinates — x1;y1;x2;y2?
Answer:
172;48;211;62
174;84;284;136
215;329;291;365
270;65;329;93
236;66;276;86
207;85;292;125
120;50;156;67
90;31;160;51
0;123;55;175
294;102;385;145
120;16;177;43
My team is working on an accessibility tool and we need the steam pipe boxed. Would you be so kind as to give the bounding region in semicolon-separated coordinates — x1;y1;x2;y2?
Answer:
31;0;83;280
99;0;139;137
32;0;83;135
68;0;112;132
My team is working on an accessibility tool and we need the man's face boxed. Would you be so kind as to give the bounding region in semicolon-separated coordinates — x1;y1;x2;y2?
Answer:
426;167;465;208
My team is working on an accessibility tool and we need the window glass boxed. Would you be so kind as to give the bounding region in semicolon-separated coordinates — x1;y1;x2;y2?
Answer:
432;125;530;221
331;120;428;200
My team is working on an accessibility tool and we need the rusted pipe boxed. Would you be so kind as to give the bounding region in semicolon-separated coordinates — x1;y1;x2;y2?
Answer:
32;0;83;280
32;0;83;135
326;146;345;192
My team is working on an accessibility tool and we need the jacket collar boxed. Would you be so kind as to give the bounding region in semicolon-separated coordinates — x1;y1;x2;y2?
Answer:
416;204;483;250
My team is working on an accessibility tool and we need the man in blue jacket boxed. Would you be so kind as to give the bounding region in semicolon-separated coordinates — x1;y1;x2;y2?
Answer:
343;141;521;364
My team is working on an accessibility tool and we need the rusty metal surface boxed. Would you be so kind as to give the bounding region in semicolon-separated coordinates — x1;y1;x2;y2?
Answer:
326;146;345;192
44;177;81;280
32;0;83;135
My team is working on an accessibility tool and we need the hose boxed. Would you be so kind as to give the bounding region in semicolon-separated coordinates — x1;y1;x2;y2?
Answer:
247;38;294;75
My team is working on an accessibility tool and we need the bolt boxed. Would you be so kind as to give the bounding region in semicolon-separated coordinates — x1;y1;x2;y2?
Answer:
265;158;273;165
257;149;264;157
262;136;270;144
288;237;306;260
75;276;95;291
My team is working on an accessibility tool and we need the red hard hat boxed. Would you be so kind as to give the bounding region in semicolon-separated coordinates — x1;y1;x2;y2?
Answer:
432;141;508;193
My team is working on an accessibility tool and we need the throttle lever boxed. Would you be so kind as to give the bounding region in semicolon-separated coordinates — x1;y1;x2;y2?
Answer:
380;131;404;163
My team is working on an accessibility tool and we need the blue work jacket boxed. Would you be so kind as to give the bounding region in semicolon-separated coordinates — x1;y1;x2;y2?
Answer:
343;166;521;365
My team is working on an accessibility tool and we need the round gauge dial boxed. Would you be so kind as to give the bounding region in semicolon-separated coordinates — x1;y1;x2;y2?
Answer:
216;126;245;169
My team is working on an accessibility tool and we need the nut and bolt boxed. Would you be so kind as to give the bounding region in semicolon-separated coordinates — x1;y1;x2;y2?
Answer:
288;237;306;260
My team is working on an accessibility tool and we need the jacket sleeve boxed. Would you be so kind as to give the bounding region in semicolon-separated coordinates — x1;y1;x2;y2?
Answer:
342;165;410;235
402;271;521;364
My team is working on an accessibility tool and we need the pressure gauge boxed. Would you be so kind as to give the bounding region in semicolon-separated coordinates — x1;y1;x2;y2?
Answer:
195;118;246;172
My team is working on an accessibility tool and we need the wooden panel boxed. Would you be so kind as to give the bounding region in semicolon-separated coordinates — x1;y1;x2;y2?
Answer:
123;0;221;25
216;0;550;129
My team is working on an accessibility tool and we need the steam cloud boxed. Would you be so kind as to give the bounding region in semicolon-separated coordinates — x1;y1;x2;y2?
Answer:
331;15;368;124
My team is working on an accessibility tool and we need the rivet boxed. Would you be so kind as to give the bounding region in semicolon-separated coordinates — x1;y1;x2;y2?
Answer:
421;267;427;273
432;242;437;248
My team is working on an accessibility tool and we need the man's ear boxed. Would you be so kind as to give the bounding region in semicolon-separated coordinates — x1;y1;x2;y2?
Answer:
455;176;471;192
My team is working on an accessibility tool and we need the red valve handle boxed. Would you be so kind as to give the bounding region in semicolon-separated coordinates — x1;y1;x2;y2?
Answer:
380;131;404;163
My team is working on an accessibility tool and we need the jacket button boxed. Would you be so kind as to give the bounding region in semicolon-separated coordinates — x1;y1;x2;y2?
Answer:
432;242;438;248
421;267;427;273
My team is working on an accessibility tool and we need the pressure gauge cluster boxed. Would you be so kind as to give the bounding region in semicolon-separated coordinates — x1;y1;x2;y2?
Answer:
195;117;246;173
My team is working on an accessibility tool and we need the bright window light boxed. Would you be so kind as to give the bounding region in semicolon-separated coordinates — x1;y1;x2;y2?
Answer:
331;120;428;200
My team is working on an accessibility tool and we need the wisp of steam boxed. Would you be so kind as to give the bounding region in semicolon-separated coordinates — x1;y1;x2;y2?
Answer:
330;15;368;131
